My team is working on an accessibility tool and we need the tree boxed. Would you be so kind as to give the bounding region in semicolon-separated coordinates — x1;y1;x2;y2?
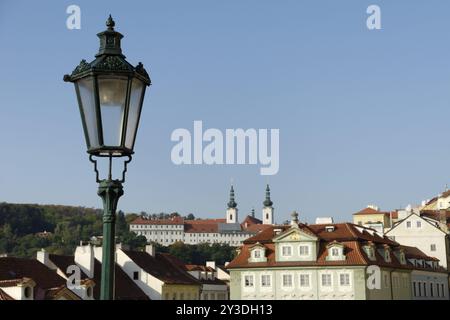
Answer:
116;210;128;237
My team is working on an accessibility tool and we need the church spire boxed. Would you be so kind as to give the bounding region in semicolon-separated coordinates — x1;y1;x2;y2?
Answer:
263;184;273;207
227;185;237;209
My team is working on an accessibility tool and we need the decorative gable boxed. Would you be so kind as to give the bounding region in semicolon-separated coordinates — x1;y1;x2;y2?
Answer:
273;226;319;262
273;227;318;243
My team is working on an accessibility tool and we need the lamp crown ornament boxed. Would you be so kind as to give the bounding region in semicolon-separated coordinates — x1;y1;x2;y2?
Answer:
106;14;115;30
64;16;151;158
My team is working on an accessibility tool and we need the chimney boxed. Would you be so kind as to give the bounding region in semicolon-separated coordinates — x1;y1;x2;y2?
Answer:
75;244;95;278
206;261;216;270
145;244;156;257
36;248;49;266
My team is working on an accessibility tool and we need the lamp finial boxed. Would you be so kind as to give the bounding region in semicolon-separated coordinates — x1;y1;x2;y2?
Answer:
106;15;115;30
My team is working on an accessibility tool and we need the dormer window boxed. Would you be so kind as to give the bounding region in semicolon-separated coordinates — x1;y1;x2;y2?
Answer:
364;244;376;261
326;242;345;261
399;252;406;265
248;243;267;263
384;250;391;262
325;226;335;232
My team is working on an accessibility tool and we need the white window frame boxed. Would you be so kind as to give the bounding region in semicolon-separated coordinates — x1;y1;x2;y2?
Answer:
299;244;310;256
320;272;333;291
281;273;294;290
339;273;350;286
331;247;340;256
261;274;272;288
299;272;312;290
281;245;293;257
243;274;254;289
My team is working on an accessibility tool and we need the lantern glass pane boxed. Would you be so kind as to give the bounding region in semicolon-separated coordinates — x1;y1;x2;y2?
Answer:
98;76;128;147
77;77;100;149
125;79;145;149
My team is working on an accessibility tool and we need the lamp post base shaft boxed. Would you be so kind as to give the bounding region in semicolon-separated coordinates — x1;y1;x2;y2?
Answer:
98;179;124;300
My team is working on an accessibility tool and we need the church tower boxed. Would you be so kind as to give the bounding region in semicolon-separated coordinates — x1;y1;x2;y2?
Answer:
226;185;238;224
262;184;274;225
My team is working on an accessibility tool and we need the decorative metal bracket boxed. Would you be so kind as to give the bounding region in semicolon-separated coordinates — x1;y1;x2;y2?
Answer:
89;155;133;184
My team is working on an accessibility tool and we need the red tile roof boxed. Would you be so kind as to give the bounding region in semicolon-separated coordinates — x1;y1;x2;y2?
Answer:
244;224;272;233
401;245;440;262
185;265;216;272
183;265;228;285
0;277;33;288
353;207;391;216
123;250;200;286
227;223;416;270
92;259;149;300
131;216;184;225
420;210;450;228
241;215;262;227
0;257;77;300
49;254;89;279
0;257;66;290
184;219;227;233
48;254;148;300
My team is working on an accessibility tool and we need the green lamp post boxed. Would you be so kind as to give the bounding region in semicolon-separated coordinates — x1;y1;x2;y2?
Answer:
63;15;151;300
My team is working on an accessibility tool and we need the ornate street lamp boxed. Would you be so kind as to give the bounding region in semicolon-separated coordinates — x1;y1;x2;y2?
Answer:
63;15;151;300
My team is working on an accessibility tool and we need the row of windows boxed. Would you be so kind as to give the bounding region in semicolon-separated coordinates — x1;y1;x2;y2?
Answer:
281;245;311;257
201;292;227;300
279;245;342;259
147;238;242;245
138;231;183;235
136;231;249;238
244;273;351;288
164;292;198;300
382;274;409;289
413;281;446;298
134;224;183;229
406;221;422;229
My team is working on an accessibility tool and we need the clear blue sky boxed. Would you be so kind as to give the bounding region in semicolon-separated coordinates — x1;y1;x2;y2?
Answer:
1;0;450;223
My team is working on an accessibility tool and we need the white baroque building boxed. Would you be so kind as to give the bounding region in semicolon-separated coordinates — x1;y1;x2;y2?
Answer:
130;185;275;246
